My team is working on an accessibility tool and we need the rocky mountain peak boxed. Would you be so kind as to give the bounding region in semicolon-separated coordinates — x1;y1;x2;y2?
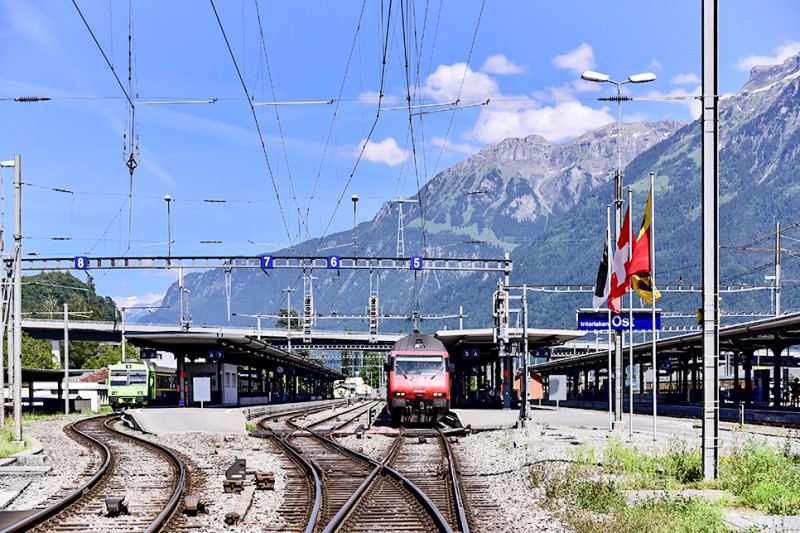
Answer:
740;52;800;94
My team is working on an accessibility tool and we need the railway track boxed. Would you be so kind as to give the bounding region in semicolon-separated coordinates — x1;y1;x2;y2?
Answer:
255;402;471;532
0;414;185;533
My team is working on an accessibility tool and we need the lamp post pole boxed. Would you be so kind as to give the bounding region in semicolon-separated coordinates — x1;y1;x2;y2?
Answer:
581;71;656;429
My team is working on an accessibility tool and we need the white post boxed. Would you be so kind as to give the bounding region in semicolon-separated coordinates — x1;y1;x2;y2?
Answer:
63;303;70;414
606;205;613;431
650;172;658;441
628;189;634;438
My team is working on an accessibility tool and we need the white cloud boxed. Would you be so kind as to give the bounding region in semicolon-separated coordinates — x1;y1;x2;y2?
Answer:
670;73;701;85
430;136;479;155
469;101;613;144
481;54;524;75
735;40;800;71
552;43;595;76
648;59;663;72
424;63;500;102
356;137;407;166
4;0;57;49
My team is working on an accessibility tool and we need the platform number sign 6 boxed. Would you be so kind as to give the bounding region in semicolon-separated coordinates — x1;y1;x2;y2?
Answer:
327;255;341;269
410;256;424;270
260;255;274;269
74;256;89;270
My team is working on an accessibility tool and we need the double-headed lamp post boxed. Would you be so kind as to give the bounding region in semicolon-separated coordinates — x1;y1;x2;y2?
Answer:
581;70;656;428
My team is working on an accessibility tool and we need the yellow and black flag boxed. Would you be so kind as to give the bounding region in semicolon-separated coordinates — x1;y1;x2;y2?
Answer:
628;187;661;305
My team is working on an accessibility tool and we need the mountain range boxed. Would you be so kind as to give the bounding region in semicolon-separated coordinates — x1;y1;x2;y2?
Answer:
137;52;800;334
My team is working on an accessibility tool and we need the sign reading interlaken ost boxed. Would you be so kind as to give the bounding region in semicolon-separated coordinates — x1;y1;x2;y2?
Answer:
577;310;661;331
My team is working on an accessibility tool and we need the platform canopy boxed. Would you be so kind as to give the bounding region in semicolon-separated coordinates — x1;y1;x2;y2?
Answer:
435;327;586;350
126;332;344;379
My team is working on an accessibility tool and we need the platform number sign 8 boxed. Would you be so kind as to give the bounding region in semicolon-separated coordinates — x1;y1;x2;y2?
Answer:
260;255;274;269
74;256;89;270
327;255;341;269
410;256;424;270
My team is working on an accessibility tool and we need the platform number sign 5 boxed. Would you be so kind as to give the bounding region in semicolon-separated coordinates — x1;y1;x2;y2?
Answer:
74;256;89;270
410;256;424;270
260;255;274;269
327;255;341;269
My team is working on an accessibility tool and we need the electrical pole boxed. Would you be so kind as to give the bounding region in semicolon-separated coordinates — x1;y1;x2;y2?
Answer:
13;154;22;442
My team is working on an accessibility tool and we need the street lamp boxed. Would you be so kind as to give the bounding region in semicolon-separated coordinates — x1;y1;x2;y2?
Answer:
120;296;138;361
231;312;267;339
164;195;172;258
581;70;656;429
351;195;359;257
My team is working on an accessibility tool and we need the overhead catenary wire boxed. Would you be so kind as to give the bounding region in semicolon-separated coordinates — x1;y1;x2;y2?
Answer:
209;0;295;253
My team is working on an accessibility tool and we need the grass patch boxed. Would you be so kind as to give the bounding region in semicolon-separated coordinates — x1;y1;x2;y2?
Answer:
718;438;800;515
0;420;29;458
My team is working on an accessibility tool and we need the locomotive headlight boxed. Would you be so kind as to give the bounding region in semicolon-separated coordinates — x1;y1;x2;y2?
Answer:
393;392;406;397
432;392;445;397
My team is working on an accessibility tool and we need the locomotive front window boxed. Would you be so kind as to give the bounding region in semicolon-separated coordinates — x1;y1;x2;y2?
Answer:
129;370;147;385
109;370;129;386
394;355;445;376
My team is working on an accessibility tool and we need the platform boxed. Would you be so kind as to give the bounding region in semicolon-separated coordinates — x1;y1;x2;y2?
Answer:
124;407;247;435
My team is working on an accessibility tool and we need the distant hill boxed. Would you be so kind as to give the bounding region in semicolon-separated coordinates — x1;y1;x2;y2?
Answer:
138;53;800;333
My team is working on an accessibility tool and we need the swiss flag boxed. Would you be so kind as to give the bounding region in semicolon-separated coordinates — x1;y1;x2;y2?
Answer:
608;207;634;312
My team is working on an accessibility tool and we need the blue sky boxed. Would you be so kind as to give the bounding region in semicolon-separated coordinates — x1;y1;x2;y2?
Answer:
1;0;799;308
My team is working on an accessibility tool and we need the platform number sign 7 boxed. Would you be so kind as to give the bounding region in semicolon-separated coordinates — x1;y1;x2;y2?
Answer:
410;256;424;270
74;256;89;270
260;255;274;269
327;255;341;269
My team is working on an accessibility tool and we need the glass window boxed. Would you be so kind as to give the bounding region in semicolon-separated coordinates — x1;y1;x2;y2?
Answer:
110;370;128;386
129;370;147;385
394;355;445;376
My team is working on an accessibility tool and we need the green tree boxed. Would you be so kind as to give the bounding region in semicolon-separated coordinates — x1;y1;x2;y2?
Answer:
21;332;57;369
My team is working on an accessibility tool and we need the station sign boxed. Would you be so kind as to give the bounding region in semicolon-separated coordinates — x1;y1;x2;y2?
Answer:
462;348;481;359
207;349;225;361
140;349;157;359
577;310;661;331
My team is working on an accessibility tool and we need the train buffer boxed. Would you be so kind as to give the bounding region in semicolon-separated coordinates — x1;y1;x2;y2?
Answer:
183;495;207;515
105;496;128;517
223;458;247;493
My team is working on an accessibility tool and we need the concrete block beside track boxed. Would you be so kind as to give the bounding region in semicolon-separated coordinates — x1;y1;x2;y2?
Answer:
126;408;247;435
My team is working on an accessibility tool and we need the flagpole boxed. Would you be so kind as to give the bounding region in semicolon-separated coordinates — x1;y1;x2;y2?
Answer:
650;172;658;441
606;205;613;432
628;189;634;439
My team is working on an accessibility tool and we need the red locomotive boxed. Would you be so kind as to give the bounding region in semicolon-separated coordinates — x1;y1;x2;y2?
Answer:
386;333;452;425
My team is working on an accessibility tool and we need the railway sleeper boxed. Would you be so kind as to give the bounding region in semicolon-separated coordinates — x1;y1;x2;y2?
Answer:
254;471;275;490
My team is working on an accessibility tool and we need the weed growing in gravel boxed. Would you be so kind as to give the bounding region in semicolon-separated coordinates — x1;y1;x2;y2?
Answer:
718;437;800;514
0;420;29;457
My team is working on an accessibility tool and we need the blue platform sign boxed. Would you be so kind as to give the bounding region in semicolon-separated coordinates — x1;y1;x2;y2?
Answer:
74;256;89;270
410;256;424;270
260;255;274;269
577;311;661;331
207;349;225;361
462;348;481;359
141;349;157;359
327;255;341;269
